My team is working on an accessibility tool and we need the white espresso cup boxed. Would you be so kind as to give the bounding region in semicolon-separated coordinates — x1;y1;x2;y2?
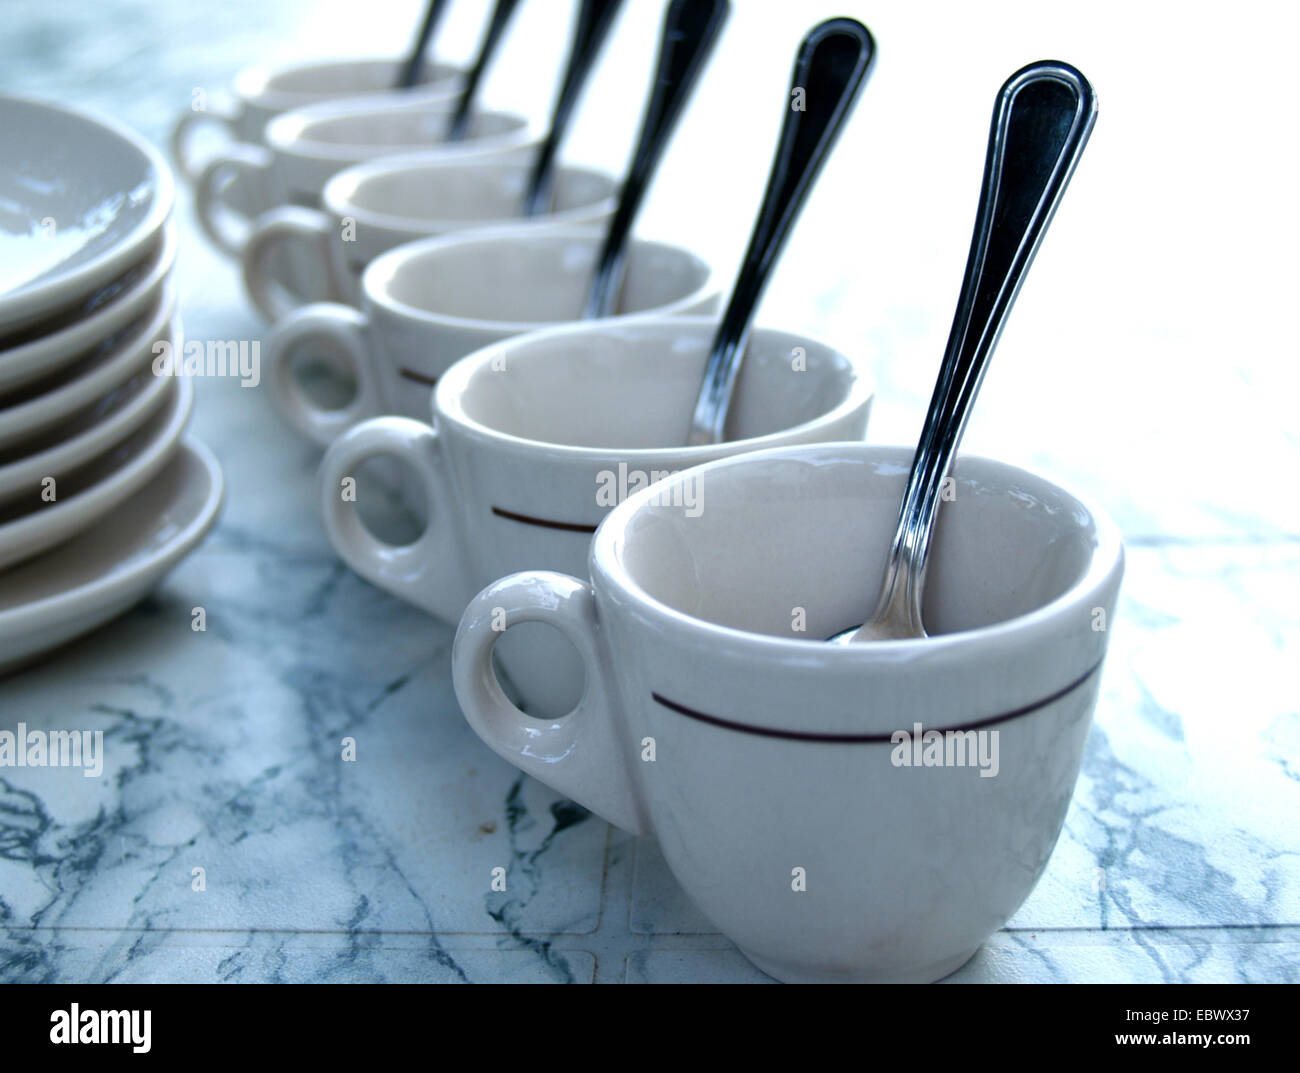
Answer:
452;443;1125;983
170;56;462;184
264;228;717;447
317;318;875;719
193;96;537;305
242;157;619;321
173;58;461;308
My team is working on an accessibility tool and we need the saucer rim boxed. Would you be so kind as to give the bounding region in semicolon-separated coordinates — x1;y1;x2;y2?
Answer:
0;94;175;332
0;288;178;450
0;374;193;569
0;363;174;502
0;221;177;393
0;437;223;646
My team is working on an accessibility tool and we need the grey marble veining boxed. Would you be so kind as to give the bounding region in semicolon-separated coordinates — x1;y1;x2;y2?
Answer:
1;0;1297;983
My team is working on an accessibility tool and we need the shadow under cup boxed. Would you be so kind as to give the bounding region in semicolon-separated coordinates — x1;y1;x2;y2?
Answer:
458;444;1125;982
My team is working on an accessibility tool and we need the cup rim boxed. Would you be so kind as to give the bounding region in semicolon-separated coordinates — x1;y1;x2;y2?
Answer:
265;98;533;163
233;56;461;108
432;316;874;464
366;228;717;334
323;155;618;234
589;441;1124;665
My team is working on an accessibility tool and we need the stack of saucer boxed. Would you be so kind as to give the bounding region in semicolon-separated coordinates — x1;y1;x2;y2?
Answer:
0;96;224;674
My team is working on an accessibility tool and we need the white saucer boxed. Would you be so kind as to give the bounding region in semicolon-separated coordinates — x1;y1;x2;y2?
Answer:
0;221;176;394
0;95;174;333
0;365;172;505
0;437;223;676
0;374;192;570
0;290;175;450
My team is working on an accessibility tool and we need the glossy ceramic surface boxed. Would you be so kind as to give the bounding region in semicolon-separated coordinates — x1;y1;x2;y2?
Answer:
266;229;717;445
170;56;463;182
4;0;1289;988
194;97;536;247
0;223;176;394
193;97;538;303
452;442;1125;982
0;288;177;450
0;95;173;333
0;438;223;675
243;158;618;319
0;365;173;505
319;316;874;717
0;372;192;571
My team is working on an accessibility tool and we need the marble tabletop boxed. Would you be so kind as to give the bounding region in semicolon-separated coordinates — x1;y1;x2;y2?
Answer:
1;0;1296;983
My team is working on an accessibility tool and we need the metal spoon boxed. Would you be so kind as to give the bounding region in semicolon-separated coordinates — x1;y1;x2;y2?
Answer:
396;0;453;90
686;18;875;446
447;0;524;142
522;0;626;216
583;0;730;317
831;61;1098;645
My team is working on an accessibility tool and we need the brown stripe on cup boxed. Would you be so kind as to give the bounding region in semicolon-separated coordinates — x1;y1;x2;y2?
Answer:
398;367;439;387
650;656;1105;742
490;506;598;534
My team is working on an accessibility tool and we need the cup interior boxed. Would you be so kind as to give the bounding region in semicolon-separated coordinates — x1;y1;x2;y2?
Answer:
611;447;1104;639
443;322;859;451
383;235;709;326
344;162;615;225
260;59;458;97
294;106;523;150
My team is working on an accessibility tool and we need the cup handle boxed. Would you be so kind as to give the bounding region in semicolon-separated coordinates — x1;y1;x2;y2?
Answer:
170;99;241;182
265;303;382;446
318;416;473;624
194;142;273;256
242;206;340;322
453;571;649;836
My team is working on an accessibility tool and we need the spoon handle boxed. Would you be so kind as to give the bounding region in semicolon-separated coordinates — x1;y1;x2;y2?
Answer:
687;18;875;445
448;0;525;141
396;0;453;90
584;0;730;318
523;0;626;217
874;61;1098;635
